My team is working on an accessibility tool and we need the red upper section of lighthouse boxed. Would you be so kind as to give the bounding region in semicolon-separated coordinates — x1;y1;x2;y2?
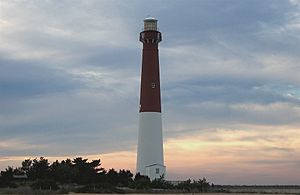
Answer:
139;25;162;113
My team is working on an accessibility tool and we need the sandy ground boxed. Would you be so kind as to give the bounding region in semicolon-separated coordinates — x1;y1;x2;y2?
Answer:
70;194;299;195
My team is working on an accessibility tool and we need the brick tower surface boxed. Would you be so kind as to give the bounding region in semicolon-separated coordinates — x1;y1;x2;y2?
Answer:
136;17;166;180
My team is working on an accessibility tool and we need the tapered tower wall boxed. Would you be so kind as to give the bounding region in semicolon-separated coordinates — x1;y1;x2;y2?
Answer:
136;18;165;180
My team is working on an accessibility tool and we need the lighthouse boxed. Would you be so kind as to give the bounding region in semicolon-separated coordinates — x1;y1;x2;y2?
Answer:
136;17;166;180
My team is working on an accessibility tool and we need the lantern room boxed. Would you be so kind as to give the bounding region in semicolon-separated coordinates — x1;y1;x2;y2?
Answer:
144;17;158;31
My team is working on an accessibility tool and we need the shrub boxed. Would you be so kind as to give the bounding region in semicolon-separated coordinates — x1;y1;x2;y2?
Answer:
30;179;59;191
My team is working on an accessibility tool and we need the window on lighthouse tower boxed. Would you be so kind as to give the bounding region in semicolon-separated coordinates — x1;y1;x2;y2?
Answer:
151;82;156;89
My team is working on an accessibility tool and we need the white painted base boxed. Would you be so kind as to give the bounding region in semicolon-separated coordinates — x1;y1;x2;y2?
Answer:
145;164;166;181
136;112;165;180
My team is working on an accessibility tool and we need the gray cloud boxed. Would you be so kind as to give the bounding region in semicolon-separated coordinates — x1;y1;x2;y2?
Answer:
0;58;82;99
1;0;300;184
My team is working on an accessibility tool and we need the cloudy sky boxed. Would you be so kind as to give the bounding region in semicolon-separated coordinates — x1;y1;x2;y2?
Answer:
1;0;300;185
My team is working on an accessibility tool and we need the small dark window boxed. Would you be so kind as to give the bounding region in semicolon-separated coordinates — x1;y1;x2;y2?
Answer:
156;168;159;174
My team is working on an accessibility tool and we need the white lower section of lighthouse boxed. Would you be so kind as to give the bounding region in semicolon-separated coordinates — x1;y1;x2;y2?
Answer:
137;112;166;180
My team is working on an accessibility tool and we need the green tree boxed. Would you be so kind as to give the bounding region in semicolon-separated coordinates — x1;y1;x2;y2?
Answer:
0;166;18;188
177;179;192;192
106;168;118;185
197;177;210;192
133;173;151;189
150;174;173;189
118;169;133;187
21;159;32;175
0;166;14;182
50;159;73;183
72;157;102;184
28;157;50;180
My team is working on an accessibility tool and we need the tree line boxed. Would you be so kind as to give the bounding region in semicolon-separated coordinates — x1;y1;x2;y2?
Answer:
0;157;211;193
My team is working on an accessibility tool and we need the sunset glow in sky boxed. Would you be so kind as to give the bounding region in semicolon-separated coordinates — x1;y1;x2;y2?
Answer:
1;0;300;184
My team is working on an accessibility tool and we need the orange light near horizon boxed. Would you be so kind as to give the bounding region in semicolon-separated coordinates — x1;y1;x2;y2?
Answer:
1;127;299;183
163;127;300;181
